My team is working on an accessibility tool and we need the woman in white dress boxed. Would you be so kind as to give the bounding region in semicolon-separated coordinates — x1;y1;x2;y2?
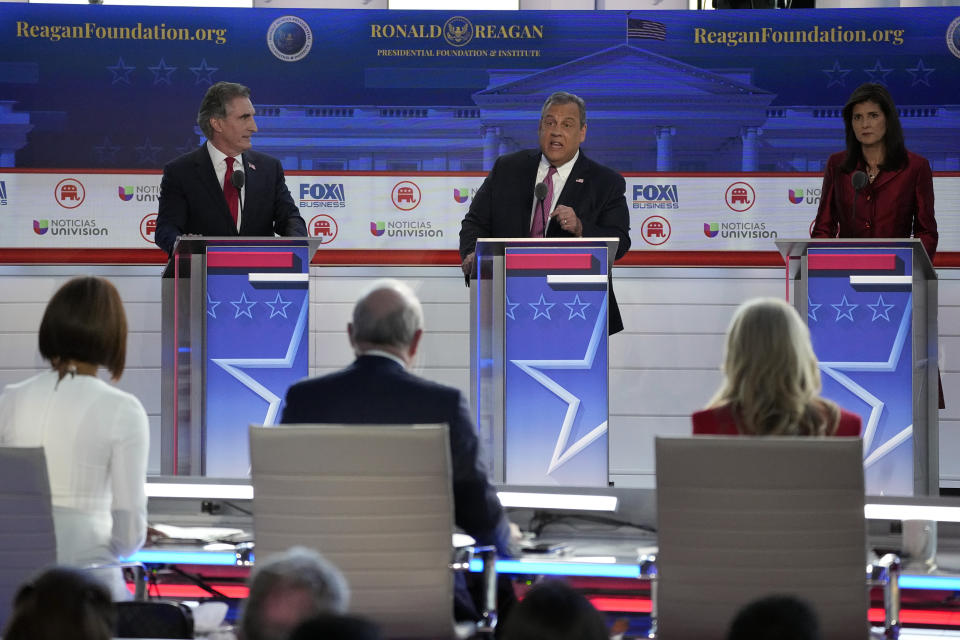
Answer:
0;277;148;599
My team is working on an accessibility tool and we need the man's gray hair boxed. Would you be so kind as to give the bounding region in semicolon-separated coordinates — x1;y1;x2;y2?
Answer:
240;546;349;640
197;81;251;139
541;91;586;128
351;279;424;350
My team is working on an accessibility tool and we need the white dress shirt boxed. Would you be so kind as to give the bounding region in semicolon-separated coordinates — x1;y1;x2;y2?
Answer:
529;150;579;234
0;370;149;597
207;141;246;232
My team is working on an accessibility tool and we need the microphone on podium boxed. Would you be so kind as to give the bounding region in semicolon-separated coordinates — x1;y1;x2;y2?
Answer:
850;170;867;225
231;169;245;217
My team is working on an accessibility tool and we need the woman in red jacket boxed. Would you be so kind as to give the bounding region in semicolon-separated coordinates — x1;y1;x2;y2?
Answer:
811;82;937;259
693;297;861;437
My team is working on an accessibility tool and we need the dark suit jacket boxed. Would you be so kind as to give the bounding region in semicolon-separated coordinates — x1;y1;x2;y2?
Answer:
692;404;862;437
812;150;937;259
280;355;511;553
155;146;307;255
459;149;631;334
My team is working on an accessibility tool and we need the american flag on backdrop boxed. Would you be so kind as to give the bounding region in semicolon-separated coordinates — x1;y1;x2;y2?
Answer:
627;17;667;41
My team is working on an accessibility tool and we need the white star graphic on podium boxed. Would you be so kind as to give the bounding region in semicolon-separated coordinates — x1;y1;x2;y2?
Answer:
210;299;308;426
510;298;608;475
819;294;912;468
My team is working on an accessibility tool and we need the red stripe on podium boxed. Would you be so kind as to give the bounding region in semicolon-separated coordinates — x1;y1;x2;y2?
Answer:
505;253;593;270
808;253;896;271
126;583;249;599
207;251;293;269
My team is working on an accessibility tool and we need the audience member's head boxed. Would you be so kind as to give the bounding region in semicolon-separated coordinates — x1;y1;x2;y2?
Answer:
2;566;116;640
39;276;128;381
240;546;349;640
348;279;424;366
708;297;840;436
288;613;382;640
726;595;822;640
502;579;608;640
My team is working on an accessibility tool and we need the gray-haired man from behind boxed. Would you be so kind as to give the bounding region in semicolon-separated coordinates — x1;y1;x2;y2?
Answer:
239;546;349;640
280;279;519;620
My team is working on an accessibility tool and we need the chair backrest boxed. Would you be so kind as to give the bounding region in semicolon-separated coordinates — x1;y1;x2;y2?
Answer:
115;600;195;639
0;447;57;631
249;424;455;639
654;436;868;640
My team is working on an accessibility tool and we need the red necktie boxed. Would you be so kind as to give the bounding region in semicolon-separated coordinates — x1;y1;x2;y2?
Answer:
530;165;557;238
223;157;239;226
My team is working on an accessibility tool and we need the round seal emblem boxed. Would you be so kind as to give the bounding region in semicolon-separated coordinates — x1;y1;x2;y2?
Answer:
947;16;960;60
267;16;313;62
443;16;473;48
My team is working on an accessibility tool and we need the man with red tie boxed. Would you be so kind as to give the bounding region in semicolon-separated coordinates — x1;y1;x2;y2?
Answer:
155;81;306;256
458;91;631;334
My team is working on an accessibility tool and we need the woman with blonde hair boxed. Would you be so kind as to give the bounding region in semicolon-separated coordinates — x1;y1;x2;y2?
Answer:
693;297;861;437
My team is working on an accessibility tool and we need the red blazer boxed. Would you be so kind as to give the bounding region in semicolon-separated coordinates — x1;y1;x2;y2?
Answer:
811;150;937;259
692;404;862;437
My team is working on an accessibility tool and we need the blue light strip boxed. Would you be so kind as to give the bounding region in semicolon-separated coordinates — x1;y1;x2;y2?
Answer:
126;550;240;566
898;575;960;591
126;550;960;590
469;558;641;579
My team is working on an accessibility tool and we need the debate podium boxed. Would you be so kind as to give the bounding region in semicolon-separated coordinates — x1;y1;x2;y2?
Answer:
470;237;619;487
776;238;938;496
160;237;321;476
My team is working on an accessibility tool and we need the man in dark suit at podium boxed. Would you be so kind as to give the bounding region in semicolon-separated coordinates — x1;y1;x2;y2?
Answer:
458;91;631;334
155;81;306;256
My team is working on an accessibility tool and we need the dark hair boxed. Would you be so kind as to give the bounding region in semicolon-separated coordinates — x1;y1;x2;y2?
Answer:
541;91;587;128
197;81;251;139
38;277;127;380
726;595;821;640
502;580;608;640
2;567;116;640
289;613;382;640
839;82;907;173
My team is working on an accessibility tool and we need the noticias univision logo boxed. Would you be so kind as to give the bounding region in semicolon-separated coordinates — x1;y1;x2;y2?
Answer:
370;221;385;237
453;188;470;204
703;222;719;238
118;186;135;202
787;188;804;204
33;219;49;235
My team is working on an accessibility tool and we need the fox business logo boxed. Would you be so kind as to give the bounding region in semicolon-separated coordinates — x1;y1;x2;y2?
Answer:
632;184;679;210
299;183;345;208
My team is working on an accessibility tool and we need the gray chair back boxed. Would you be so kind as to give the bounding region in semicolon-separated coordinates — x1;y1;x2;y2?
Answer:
250;423;455;639
0;447;56;630
655;436;867;640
